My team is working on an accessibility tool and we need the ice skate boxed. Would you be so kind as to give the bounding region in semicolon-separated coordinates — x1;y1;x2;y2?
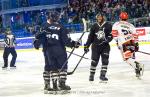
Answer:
135;68;141;79
58;81;71;94
44;82;55;94
89;74;94;82
51;79;62;94
2;66;7;70
135;61;144;79
10;66;16;69
100;76;108;83
44;86;54;94
99;69;108;83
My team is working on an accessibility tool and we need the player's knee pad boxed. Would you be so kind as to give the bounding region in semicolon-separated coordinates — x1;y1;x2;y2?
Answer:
3;55;8;59
43;71;50;81
13;53;17;58
91;60;98;67
102;59;109;65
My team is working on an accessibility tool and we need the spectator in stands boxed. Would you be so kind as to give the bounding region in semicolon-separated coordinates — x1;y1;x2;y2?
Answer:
2;0;150;34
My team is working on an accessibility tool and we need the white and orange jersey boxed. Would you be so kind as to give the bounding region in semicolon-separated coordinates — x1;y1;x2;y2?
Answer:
112;21;138;46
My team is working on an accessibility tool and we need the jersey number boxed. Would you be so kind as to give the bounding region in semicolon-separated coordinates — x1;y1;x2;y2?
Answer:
122;29;131;35
46;34;59;40
122;29;132;40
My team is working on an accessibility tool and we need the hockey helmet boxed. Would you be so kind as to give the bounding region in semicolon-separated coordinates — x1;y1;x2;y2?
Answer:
47;11;60;22
119;12;128;20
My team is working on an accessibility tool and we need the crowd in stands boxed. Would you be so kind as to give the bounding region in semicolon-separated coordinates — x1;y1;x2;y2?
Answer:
65;0;150;26
1;0;150;38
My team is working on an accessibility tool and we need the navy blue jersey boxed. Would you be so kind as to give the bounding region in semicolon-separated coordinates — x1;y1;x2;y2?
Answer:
36;22;74;48
85;22;113;47
36;22;74;56
44;22;73;47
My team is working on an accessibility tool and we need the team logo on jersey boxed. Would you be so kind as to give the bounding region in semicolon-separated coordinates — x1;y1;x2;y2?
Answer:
49;26;60;30
95;30;105;40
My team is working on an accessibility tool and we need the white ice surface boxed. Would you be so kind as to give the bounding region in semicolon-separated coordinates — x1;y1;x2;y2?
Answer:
0;45;150;97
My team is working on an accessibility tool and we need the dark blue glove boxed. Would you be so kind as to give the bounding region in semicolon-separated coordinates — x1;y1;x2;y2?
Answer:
84;44;89;53
33;39;41;49
72;41;81;48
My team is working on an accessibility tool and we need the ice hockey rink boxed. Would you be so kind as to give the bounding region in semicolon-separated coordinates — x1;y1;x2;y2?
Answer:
0;42;150;97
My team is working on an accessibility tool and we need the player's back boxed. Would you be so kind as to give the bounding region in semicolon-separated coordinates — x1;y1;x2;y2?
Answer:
42;22;62;46
112;21;136;45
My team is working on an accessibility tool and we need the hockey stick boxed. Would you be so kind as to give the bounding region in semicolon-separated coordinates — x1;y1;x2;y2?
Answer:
67;52;87;75
66;50;95;62
137;51;150;55
59;18;88;72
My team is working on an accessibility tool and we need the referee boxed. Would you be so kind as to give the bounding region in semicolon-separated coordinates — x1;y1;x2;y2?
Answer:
2;30;17;69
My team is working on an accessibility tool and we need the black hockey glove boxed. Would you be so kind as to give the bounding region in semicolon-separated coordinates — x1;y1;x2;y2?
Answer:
126;42;139;52
33;39;41;49
127;46;135;52
72;41;81;48
84;44;89;54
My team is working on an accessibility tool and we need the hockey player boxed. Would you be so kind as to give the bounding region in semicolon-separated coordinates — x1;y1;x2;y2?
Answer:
34;11;80;93
27;20;53;93
34;37;53;94
2;30;17;69
84;13;113;82
112;12;143;78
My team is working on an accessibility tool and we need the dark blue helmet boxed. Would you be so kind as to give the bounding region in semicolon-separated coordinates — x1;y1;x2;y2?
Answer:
47;11;60;22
